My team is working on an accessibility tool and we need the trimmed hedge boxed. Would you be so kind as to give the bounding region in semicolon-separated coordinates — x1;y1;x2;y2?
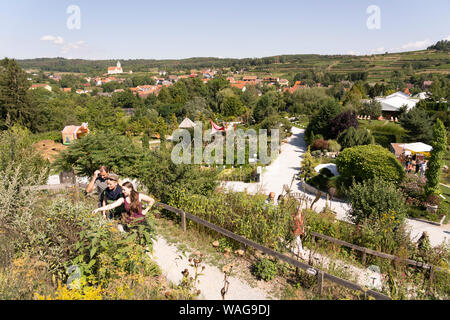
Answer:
335;144;405;185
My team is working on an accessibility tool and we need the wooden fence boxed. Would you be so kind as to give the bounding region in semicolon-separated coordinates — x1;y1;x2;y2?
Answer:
27;183;392;299
310;232;448;276
154;202;391;300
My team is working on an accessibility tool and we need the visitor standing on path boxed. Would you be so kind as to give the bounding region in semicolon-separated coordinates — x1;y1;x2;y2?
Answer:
291;205;306;260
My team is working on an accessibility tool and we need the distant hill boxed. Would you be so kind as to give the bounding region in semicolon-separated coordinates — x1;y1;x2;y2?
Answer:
15;48;450;82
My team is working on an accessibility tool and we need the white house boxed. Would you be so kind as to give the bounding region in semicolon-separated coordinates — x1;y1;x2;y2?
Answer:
108;61;123;75
375;91;419;113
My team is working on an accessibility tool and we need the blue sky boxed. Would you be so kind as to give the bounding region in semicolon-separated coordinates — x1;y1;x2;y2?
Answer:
1;0;449;60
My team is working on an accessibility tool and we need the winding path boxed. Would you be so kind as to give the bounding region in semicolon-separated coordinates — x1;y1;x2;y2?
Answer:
224;127;450;247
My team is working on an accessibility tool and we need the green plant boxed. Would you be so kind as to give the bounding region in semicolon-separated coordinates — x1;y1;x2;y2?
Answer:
426;119;447;196
327;140;341;152
336;144;405;185
346;177;406;225
337;127;374;150
425;194;440;206
53;131;146;177
171;191;298;251
252;257;278;281
299;146;316;180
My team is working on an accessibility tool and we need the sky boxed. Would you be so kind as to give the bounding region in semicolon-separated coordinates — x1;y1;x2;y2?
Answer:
0;0;449;60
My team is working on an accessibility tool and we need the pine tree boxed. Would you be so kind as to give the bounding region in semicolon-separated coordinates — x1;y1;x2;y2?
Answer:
299;146;315;180
0;58;32;129
425;119;447;196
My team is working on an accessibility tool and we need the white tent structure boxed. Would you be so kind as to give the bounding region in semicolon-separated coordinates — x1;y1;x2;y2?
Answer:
178;117;196;129
314;163;339;176
398;142;432;155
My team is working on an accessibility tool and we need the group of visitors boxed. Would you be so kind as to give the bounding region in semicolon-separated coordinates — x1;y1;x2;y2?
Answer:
86;166;155;227
405;155;427;177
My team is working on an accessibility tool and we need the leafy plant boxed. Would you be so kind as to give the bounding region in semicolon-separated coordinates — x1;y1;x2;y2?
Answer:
252;258;278;281
425;119;447;196
346;177;406;225
336;144;405;185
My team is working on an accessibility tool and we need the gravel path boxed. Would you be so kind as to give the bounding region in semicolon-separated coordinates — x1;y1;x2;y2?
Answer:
150;234;389;298
224;127;450;247
150;236;271;300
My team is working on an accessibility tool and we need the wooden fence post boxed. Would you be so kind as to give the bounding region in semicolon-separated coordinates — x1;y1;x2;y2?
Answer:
428;265;434;282
72;168;79;202
181;211;186;232
361;250;367;265
317;270;324;296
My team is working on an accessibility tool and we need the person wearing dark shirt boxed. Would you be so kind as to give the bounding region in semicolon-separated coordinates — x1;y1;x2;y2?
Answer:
100;174;124;219
93;181;155;225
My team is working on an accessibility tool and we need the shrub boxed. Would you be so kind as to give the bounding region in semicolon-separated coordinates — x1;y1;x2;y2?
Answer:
311;139;329;151
311;150;322;157
346;177;406;225
299;147;316;180
336;144;405;185
425;194;440;206
252;258;278;281
319;167;334;178
328;110;359;139
372;133;395;148
327;140;341;152
0;125;50;181
171;191;298;251
307;174;329;191
399;173;426;204
337;127;374;150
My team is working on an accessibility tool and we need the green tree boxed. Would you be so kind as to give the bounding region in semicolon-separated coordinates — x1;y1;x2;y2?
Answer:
425;119;447;195
220;95;244;117
360;100;382;119
0;58;32;129
54;131;146;177
112;90;140;109
304;99;341;140
299;146;315;180
399;107;434;144
240;85;259;108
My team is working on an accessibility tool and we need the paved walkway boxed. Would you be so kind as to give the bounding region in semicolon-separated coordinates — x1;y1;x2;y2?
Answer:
224;127;449;247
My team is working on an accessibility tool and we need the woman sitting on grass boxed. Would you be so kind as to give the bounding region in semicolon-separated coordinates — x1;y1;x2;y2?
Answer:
92;181;155;225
